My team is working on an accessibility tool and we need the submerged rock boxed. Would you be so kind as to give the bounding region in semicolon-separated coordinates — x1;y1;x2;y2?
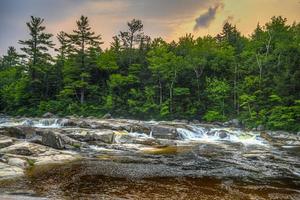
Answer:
207;130;229;139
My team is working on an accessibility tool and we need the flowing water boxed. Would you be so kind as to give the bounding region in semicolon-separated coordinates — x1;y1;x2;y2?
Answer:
0;117;299;199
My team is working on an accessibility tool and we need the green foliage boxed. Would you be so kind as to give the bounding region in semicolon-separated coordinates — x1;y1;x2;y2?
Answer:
267;102;300;131
203;111;227;122
0;15;299;132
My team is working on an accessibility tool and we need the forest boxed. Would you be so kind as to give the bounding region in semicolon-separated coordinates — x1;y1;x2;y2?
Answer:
0;16;299;132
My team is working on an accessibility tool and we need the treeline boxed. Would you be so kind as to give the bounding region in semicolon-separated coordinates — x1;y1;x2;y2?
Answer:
0;16;299;131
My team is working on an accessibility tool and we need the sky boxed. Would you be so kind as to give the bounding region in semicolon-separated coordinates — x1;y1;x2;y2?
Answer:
0;0;300;55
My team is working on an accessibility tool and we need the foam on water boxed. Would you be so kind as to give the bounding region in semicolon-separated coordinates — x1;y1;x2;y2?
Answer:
0;118;62;128
31;119;61;128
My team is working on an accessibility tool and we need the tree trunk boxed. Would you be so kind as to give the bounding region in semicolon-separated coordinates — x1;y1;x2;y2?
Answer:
80;36;85;104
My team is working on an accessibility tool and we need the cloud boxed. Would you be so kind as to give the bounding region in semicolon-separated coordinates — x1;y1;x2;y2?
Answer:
0;0;220;54
194;3;223;31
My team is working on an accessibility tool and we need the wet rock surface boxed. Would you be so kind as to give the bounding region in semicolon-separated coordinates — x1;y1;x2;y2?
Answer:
0;117;299;199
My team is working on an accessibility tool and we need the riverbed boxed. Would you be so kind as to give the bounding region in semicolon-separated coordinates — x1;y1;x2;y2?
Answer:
0;117;299;199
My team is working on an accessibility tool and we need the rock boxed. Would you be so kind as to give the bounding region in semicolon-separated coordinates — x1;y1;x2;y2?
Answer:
191;120;200;124
27;135;43;145
102;113;112;119
34;153;80;166
208;130;229;139
0;142;47;156
78;121;92;128
224;119;242;128
260;131;300;147
60;118;77;127
151;125;179;140
212;122;224;127
0;126;36;139
0;139;13;148
115;132;157;146
42;131;65;149
42;112;55;118
7;157;28;168
87;130;115;144
156;139;178;146
257;125;265;131
0;162;24;180
173;119;188;124
218;130;228;139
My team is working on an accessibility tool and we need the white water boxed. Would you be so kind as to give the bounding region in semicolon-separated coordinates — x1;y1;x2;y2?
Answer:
0;118;267;146
0;118;62;128
177;126;267;146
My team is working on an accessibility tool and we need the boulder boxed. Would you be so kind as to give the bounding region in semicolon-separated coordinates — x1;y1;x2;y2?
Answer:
41;131;83;150
42;112;55;118
151;125;179;140
42;131;65;149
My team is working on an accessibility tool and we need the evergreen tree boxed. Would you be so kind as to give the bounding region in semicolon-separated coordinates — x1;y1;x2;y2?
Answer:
19;16;54;101
65;15;103;104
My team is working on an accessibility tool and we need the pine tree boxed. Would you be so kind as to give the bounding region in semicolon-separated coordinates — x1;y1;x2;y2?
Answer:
19;16;54;101
67;15;103;104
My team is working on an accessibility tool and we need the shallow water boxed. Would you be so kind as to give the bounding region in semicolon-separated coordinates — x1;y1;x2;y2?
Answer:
0;160;299;200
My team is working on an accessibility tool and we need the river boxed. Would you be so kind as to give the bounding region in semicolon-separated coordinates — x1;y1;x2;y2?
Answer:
0;117;299;199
